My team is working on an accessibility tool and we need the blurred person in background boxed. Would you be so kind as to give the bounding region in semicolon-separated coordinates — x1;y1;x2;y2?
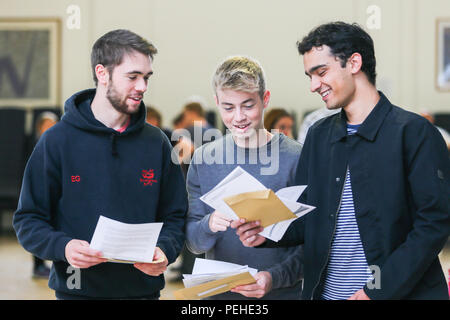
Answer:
264;107;295;139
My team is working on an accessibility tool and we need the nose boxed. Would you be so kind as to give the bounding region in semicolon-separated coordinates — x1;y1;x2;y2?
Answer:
234;107;246;122
135;77;148;93
310;75;321;93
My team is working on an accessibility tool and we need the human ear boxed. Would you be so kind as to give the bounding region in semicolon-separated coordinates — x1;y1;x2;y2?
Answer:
348;53;363;74
262;90;271;109
95;64;109;86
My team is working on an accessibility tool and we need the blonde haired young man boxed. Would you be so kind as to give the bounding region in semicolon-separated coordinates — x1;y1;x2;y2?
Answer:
186;56;304;300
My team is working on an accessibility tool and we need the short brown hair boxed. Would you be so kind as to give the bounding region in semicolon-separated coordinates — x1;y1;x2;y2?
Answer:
91;29;157;86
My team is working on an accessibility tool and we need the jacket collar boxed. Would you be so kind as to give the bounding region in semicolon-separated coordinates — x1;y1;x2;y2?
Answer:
330;91;392;143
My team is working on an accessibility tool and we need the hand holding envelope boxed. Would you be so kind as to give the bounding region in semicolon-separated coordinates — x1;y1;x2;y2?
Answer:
174;259;258;300
230;271;273;298
200;167;315;242
209;210;233;233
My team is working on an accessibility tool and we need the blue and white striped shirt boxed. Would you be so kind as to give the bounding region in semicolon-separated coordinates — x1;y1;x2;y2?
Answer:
321;124;373;300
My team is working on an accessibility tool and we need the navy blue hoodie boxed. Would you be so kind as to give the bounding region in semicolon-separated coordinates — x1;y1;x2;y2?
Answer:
13;89;187;299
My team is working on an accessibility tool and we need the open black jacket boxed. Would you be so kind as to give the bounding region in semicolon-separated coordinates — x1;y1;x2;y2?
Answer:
272;92;450;300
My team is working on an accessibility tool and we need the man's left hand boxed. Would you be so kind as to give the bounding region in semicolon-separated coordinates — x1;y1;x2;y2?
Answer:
134;247;168;276
230;271;272;298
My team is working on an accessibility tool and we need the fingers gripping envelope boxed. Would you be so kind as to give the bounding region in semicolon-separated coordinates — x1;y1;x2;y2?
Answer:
200;166;315;242
174;258;258;300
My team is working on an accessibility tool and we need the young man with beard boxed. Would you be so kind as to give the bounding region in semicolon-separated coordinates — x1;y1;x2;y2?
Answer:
234;22;450;300
13;29;187;299
185;56;304;299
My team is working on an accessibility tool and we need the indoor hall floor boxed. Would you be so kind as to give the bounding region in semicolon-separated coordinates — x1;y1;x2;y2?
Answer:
1;221;449;300
0;232;185;300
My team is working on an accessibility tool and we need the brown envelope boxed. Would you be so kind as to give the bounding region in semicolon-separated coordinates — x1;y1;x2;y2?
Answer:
173;272;256;300
223;189;296;227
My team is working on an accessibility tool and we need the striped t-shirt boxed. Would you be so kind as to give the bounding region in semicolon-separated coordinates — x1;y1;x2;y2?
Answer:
321;124;373;300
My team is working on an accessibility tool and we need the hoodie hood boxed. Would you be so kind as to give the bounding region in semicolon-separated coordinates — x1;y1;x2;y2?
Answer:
62;89;147;156
62;88;146;134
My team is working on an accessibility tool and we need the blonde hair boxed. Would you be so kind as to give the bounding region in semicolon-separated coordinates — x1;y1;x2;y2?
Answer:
212;56;266;100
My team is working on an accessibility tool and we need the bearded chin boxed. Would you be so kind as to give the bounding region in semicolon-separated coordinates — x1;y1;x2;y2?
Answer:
106;84;140;115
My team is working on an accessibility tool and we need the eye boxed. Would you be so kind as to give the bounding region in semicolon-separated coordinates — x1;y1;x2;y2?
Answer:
128;76;137;80
318;69;327;76
244;104;255;109
222;106;233;112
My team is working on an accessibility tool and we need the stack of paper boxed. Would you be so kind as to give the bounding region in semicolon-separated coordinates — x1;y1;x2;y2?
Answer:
182;258;258;288
89;215;163;264
174;259;257;300
200;166;315;242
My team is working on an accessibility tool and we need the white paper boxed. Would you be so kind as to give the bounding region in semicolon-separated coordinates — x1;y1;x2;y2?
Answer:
200;166;315;242
182;258;258;288
275;185;307;201
261;201;315;242
192;258;258;275
90;215;163;263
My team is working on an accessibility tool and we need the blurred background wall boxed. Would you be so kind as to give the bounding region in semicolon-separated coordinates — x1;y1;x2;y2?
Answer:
0;0;449;127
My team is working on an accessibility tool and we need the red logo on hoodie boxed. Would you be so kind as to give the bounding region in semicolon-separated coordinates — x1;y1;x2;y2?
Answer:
140;169;158;186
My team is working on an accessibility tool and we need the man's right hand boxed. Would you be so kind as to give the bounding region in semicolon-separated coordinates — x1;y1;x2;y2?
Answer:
231;219;266;247
209;210;233;233
65;239;107;269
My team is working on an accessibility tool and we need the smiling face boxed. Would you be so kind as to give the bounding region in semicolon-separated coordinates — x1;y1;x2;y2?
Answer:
303;45;356;110
105;51;153;115
215;88;270;142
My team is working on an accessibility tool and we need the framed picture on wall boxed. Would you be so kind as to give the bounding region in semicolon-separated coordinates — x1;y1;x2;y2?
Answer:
0;18;61;107
436;18;450;91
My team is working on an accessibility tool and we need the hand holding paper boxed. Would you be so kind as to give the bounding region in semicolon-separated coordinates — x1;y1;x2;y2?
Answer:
201;167;315;242
231;271;272;298
134;247;168;276
174;259;258;300
65;239;108;269
231;219;267;248
209;210;233;233
89;215;163;264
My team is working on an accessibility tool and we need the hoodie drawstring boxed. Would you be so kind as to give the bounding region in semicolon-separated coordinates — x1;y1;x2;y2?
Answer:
110;133;118;157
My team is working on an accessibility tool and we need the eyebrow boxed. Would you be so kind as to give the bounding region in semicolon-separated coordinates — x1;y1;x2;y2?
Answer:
125;70;153;76
305;64;327;77
221;98;255;106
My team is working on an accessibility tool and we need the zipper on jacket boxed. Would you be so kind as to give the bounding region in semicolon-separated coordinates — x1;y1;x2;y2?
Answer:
310;166;348;300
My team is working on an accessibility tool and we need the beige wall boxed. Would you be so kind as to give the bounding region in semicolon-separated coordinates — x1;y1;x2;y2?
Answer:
1;0;449;127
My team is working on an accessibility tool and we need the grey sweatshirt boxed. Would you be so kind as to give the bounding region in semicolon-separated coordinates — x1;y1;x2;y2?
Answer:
186;133;304;300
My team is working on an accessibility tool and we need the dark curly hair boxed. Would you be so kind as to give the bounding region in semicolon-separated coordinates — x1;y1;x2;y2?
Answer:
297;22;377;85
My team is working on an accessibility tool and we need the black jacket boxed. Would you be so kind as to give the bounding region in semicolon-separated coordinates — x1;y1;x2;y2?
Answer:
272;92;450;300
13;89;188;299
